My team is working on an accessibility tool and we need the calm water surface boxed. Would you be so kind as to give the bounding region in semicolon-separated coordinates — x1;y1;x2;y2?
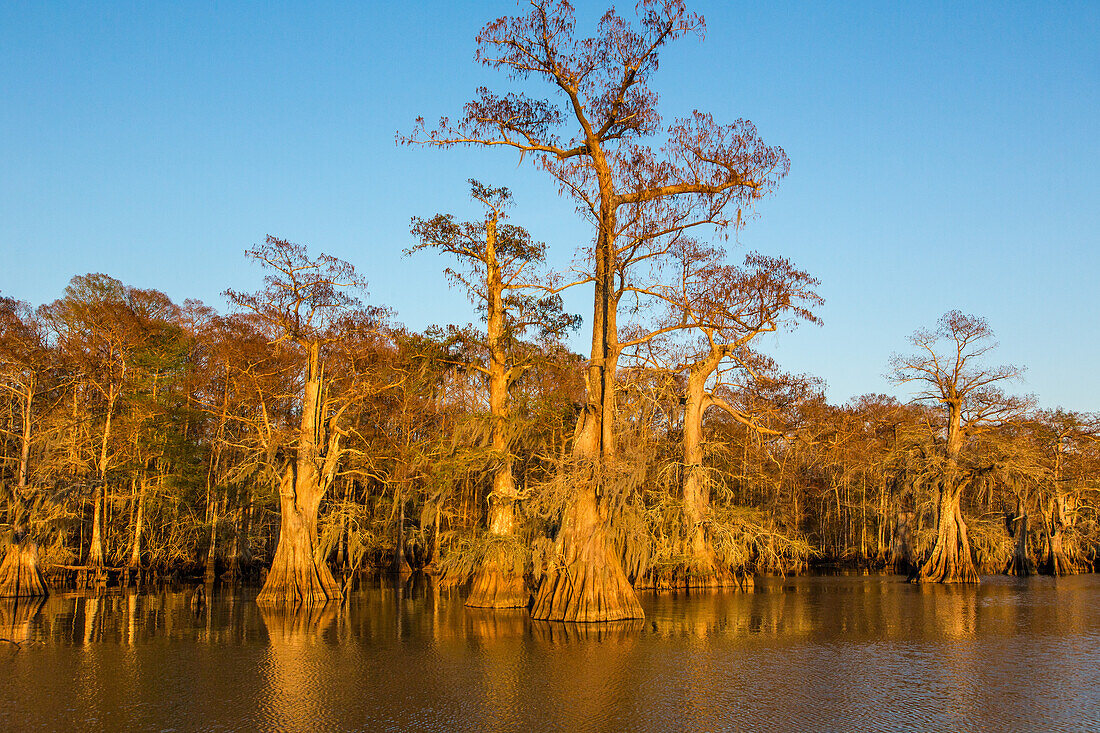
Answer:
1;574;1098;732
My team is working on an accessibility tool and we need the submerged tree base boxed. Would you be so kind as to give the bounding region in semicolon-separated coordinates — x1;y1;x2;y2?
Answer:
531;497;643;622
1042;548;1078;577
641;562;754;592
256;551;341;607
0;537;48;598
915;493;980;584
683;567;753;592
465;563;528;608
1005;556;1034;577
532;556;643;622
915;549;980;584
1005;539;1034;577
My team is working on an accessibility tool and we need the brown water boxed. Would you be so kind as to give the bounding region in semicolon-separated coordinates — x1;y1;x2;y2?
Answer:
1;574;1098;732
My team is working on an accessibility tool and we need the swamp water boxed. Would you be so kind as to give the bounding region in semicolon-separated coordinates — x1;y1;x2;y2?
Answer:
2;574;1099;732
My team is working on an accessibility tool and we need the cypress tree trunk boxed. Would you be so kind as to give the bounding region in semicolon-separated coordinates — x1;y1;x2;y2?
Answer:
393;486;411;575
1042;496;1075;576
465;468;526;608
917;480;979;583
680;370;731;589
1005;497;1033;576
0;527;48;598
128;477;146;568
15;380;32;493
531;222;642;622
256;467;340;605
916;402;979;584
88;388;118;569
1;383;48;598
88;487;106;568
467;213;526;608
670;346;758;591
205;496;218;584
256;343;342;607
228;488;253;579
530;485;642;621
891;511;916;574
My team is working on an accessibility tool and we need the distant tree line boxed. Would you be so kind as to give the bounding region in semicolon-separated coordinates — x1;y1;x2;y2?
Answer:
2;242;1096;606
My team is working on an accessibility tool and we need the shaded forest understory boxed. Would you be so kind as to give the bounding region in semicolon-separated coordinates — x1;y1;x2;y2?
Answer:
3;2;1098;618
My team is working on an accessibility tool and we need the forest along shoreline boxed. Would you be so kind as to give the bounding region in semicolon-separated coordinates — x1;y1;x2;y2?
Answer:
2;1;1097;617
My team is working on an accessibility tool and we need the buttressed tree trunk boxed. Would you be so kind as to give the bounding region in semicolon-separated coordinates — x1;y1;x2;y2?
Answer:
0;526;48;599
465;464;526;608
256;342;342;606
532;225;644;622
88;387;117;569
918;480;979;583
1042;496;1075;576
1006;497;1033;576
0;382;48;598
917;401;979;584
680;366;735;589
467;215;527;609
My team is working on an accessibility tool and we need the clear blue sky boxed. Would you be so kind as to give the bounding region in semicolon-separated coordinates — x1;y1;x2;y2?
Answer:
2;1;1097;410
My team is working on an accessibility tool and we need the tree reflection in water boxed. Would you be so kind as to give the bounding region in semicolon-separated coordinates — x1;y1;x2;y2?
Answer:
258;603;339;732
0;596;45;646
1;575;1099;731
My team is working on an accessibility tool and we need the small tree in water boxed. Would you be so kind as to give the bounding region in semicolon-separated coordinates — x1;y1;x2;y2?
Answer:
890;311;1030;583
635;247;821;588
409;181;577;608
227;236;372;607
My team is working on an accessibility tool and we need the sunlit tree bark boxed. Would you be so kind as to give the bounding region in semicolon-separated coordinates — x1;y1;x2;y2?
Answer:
1033;410;1096;576
411;181;575;607
891;311;1029;584
632;250;820;586
228;236;372;607
0;298;49;597
406;0;787;621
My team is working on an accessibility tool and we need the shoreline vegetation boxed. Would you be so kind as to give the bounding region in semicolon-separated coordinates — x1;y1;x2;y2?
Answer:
2;2;1097;618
